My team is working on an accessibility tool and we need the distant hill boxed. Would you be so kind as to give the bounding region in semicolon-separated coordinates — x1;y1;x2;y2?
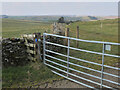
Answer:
1;15;103;22
1;15;117;22
103;16;118;19
0;15;9;18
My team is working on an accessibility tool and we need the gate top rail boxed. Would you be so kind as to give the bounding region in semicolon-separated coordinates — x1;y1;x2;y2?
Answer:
44;33;120;46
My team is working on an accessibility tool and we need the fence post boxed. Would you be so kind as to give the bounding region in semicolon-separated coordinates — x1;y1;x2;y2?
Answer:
100;43;105;88
37;33;42;61
32;33;35;61
34;33;37;61
65;28;69;46
43;33;46;64
76;26;79;48
67;37;70;77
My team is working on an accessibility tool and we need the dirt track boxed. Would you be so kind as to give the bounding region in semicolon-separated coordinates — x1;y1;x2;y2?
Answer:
31;79;86;88
28;68;119;88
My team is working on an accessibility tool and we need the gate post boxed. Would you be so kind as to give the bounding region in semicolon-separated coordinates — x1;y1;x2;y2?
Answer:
34;33;38;61
33;33;37;61
37;33;42;61
67;37;70;77
43;33;46;64
100;43;105;88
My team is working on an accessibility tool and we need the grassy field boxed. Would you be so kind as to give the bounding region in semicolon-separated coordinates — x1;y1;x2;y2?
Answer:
2;18;118;42
68;19;118;66
2;18;119;88
2;18;52;38
68;19;118;42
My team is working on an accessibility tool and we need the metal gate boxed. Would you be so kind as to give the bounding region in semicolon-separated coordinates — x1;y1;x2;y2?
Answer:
43;33;120;89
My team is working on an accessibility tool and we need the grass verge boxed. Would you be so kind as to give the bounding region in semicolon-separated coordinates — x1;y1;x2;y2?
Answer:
2;62;61;88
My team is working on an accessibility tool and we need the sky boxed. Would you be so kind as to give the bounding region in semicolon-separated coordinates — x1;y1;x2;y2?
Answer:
2;2;118;16
1;0;119;2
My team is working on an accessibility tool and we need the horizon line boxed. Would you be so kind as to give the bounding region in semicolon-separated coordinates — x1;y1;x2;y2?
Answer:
1;15;118;17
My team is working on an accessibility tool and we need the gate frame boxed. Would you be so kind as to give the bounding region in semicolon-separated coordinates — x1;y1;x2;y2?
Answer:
43;33;120;89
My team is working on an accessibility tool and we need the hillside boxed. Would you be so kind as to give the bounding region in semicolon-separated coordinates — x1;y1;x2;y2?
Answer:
2;18;118;43
2;18;52;38
1;15;103;22
68;19;118;43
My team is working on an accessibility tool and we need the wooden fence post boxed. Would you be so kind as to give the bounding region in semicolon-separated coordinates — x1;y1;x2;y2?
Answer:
34;33;38;61
65;28;69;46
76;26;79;48
37;33;42;61
45;30;47;33
32;33;35;61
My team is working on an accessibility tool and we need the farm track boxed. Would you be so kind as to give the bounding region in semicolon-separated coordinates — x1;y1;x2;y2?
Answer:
33;79;86;88
27;68;119;88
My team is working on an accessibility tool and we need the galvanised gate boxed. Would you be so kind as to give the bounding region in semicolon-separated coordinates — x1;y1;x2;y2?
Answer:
43;33;120;89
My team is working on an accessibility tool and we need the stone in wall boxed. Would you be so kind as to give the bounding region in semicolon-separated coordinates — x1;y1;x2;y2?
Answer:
52;22;65;35
2;38;29;67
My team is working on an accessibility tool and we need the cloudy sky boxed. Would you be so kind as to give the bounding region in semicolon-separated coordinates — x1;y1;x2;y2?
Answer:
2;2;118;16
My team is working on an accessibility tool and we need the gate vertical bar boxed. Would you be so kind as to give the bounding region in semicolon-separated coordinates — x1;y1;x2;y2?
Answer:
67;37;70;77
43;33;46;64
100;43;105;88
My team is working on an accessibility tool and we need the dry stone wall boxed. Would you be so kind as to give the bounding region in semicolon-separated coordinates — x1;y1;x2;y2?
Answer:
2;38;29;67
2;23;67;66
52;22;65;35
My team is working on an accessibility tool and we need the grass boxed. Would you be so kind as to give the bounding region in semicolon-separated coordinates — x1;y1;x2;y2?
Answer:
2;62;61;88
67;19;119;67
68;19;118;42
2;18;119;88
0;69;2;89
2;18;52;38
